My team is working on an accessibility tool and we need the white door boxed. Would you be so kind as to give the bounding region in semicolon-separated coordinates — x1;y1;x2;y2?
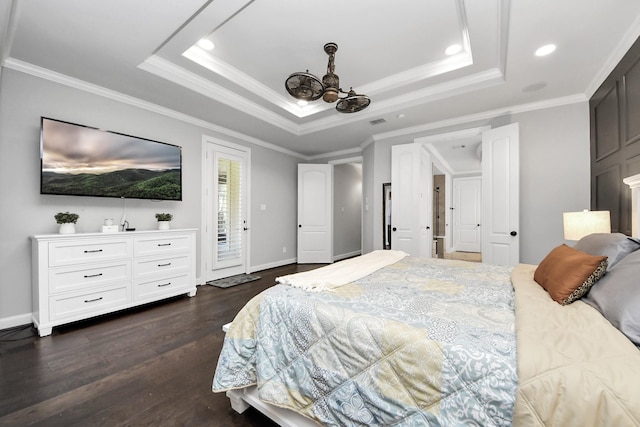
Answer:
298;164;333;263
453;177;481;252
391;144;432;256
204;141;250;281
481;123;519;265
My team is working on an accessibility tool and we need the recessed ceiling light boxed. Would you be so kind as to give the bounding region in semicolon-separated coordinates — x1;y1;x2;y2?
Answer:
445;44;462;56
197;39;215;51
297;100;308;107
535;44;556;57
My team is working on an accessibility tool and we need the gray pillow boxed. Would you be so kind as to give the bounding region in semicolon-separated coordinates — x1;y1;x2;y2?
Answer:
573;233;640;270
582;249;640;346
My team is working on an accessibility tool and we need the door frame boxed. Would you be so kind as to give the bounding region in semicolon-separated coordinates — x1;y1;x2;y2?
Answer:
201;135;251;281
418;127;487;256
328;156;364;259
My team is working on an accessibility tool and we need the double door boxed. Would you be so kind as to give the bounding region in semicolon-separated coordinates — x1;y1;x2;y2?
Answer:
391;123;519;265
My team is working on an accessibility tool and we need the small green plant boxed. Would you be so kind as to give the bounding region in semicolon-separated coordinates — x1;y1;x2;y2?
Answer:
54;211;79;224
155;213;173;221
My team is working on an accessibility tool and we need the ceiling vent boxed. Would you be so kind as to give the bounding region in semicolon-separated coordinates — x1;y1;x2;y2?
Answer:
369;118;386;125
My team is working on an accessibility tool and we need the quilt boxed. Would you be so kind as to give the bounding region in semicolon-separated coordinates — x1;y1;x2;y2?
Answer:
213;257;517;426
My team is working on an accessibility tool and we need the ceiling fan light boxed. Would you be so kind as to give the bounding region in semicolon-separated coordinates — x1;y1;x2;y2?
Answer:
323;87;339;103
322;72;340;103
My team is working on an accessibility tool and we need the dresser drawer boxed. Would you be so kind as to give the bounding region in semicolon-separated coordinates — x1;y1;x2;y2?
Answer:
49;285;130;321
134;235;190;258
49;261;131;294
134;255;189;279
134;273;191;300
49;239;131;267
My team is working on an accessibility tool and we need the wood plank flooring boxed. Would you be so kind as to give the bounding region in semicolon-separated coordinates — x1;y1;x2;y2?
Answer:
0;263;323;427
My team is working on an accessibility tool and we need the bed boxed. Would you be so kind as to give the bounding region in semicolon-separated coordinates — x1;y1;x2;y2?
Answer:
212;177;640;426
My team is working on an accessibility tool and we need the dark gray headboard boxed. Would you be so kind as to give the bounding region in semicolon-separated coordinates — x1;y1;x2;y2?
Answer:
590;36;640;235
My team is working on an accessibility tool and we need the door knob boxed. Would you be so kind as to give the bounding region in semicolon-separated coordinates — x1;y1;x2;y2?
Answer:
392;227;397;232
426;226;430;230
298;224;302;228
510;231;517;236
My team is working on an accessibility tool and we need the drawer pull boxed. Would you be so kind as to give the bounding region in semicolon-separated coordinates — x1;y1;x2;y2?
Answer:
84;297;103;303
84;273;103;278
158;282;171;287
158;262;172;267
84;249;103;253
157;243;172;247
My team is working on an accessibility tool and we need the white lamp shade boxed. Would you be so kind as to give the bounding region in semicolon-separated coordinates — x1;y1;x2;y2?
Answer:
563;210;611;240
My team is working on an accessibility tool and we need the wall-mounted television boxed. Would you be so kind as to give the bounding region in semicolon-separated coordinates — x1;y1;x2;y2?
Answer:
40;117;182;201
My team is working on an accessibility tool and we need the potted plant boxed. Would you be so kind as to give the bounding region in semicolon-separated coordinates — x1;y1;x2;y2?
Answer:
155;213;173;230
55;211;79;234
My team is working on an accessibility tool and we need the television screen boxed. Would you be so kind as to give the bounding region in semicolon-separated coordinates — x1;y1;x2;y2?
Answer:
40;117;182;201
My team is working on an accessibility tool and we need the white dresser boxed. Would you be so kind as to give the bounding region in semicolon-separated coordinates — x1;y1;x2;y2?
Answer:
30;229;197;337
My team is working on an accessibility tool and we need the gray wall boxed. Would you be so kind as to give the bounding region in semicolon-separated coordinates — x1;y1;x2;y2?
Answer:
362;102;591;264
333;163;362;259
0;65;592;326
0;68;299;326
517;102;591;262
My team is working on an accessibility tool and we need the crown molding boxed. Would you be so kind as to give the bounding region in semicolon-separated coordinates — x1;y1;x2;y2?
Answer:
308;147;363;161
0;0;19;67
585;13;640;97
297;68;505;136
139;55;301;134
182;46;326;119
369;93;587;143
3;57;588;163
328;156;363;165
3;57;307;159
497;0;511;75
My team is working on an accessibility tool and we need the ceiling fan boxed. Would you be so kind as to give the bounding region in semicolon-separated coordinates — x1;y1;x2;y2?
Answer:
285;42;370;113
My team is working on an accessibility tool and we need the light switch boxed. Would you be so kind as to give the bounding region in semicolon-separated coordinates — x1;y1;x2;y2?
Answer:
260;204;266;211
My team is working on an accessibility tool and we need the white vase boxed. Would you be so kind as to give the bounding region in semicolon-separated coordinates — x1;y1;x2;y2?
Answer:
59;223;76;234
158;221;170;230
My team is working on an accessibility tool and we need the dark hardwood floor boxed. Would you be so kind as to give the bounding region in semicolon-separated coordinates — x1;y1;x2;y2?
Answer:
0;263;323;426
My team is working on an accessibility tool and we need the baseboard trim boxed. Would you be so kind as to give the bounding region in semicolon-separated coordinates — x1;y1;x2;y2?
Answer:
334;250;362;262
0;313;33;331
249;258;297;273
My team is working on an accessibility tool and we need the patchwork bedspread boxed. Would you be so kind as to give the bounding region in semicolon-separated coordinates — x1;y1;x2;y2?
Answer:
213;258;517;426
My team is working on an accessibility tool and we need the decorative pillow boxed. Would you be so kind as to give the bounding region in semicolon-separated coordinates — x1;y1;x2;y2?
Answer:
534;244;608;305
582;249;640;346
573;233;640;270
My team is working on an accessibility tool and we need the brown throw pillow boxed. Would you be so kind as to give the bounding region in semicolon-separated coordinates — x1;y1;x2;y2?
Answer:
534;244;608;305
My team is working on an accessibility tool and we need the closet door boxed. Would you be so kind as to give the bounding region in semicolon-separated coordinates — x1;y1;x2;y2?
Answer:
481;123;519;266
297;164;333;263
